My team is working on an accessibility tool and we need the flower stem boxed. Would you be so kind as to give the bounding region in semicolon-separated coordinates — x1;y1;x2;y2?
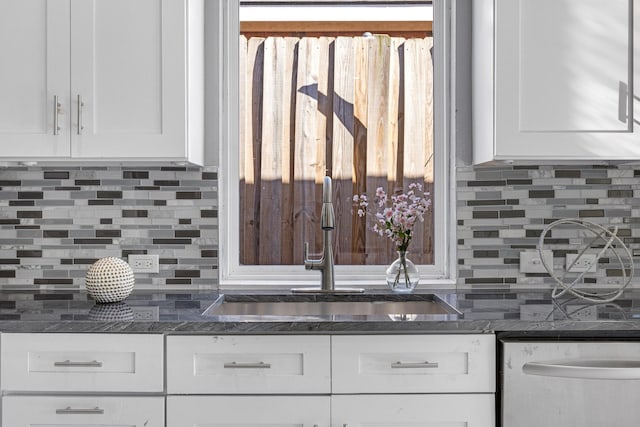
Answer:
393;251;410;290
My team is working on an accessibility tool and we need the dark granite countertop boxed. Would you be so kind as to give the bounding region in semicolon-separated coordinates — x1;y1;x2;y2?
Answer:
1;288;640;336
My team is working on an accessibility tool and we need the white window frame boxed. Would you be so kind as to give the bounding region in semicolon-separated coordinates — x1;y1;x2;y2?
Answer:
214;0;456;289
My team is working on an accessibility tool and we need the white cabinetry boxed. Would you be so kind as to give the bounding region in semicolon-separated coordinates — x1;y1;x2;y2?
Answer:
332;335;495;427
332;334;495;393
167;396;331;427
167;335;331;394
0;0;203;164
332;394;494;426
0;333;164;427
165;334;495;427
3;396;164;427
473;0;640;163
166;335;331;427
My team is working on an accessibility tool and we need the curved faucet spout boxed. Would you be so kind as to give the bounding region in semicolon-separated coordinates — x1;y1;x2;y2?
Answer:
302;176;335;291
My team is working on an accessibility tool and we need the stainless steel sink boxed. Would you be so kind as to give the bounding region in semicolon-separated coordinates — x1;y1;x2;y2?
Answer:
202;293;461;320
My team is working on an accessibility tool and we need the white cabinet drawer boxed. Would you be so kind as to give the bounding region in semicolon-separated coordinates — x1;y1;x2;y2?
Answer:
332;394;495;427
167;395;330;427
2;395;164;427
1;333;164;392
166;335;331;394
332;334;495;393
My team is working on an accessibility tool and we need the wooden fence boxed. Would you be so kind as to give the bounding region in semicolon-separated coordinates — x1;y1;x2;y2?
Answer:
239;34;434;266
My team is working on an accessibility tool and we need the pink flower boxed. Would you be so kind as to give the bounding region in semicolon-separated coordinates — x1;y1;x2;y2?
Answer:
352;182;431;252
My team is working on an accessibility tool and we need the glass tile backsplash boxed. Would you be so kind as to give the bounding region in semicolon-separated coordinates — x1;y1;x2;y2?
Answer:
1;163;639;290
0;166;217;290
458;164;640;288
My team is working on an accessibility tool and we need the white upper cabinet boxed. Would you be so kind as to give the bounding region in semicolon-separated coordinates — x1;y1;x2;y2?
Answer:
473;0;640;163
0;0;70;157
0;0;203;164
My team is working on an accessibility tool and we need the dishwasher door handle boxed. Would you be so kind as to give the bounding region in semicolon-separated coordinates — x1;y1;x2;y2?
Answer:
523;360;640;380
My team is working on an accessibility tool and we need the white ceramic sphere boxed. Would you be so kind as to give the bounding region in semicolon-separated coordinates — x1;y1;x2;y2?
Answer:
85;257;135;303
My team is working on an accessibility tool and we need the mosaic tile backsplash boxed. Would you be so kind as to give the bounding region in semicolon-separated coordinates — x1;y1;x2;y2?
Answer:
0;166;217;290
457;164;640;288
2;163;640;290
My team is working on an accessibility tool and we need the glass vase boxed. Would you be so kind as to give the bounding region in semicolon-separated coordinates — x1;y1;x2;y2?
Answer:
386;251;419;293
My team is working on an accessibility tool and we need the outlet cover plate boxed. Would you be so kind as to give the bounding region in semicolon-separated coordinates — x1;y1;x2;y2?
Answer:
128;254;160;273
566;253;597;273
131;306;160;321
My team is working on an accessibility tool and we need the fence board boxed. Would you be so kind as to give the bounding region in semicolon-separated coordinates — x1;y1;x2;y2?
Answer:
293;37;320;264
258;37;297;264
403;37;431;261
352;37;369;265
366;35;394;265
240;36;265;265
332;37;356;264
314;37;334;253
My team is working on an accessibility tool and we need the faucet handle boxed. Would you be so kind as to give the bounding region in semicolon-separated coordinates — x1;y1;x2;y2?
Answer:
303;242;321;270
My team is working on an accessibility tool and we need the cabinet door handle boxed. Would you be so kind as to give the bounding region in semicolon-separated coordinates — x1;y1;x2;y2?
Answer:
53;95;62;135
53;360;103;368
223;361;271;369
391;361;439;369
77;94;84;135
56;406;104;415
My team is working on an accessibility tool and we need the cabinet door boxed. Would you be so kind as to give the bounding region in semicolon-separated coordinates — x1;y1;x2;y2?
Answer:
332;394;495;427
167;396;330;427
70;0;188;159
491;0;639;160
0;0;70;157
2;396;164;427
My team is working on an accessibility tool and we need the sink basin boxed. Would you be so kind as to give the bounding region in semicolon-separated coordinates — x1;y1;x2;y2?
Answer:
202;293;461;320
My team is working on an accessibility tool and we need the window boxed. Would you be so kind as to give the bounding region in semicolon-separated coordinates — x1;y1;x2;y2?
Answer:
216;0;454;288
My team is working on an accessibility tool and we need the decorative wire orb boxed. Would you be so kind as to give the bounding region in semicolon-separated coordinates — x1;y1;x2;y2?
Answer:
538;218;633;303
85;257;135;303
88;301;135;321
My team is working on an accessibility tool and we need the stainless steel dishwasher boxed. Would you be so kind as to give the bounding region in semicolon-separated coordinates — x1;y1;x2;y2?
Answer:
501;339;640;427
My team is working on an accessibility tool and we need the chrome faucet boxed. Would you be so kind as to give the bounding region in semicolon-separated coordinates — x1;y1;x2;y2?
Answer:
303;176;336;291
294;176;363;294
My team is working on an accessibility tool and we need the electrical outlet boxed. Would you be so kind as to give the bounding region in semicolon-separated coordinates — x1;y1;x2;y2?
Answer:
565;253;597;273
519;304;554;321
131;306;159;321
128;254;159;273
566;305;598;320
519;250;553;273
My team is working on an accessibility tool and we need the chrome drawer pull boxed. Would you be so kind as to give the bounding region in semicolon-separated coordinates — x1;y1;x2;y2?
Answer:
54;360;103;368
77;94;84;135
391;361;439;369
56;406;104;415
53;95;62;135
223;361;271;369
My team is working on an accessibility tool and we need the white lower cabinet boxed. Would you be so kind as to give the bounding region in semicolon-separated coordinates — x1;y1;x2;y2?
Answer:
167;395;330;426
332;394;495;427
3;396;164;427
165;334;496;427
0;333;165;427
1;333;164;392
167;335;331;394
